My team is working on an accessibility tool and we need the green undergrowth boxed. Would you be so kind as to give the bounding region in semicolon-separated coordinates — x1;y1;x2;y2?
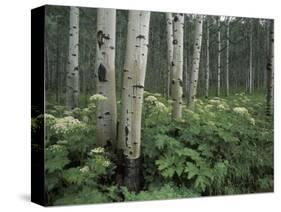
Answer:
32;92;273;205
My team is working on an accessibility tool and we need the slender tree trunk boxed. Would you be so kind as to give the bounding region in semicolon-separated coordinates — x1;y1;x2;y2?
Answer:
249;20;253;94
266;20;274;116
66;7;79;109
188;15;203;109
45;46;49;91
118;11;150;191
166;13;173;98
171;14;184;120
205;18;210;98
217;17;221;96
95;9;117;148
56;16;60;104
226;19;230;96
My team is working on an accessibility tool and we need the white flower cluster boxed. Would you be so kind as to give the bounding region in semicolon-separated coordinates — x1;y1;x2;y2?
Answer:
248;117;255;126
102;160;111;167
79;165;89;173
217;104;226;110
154;101;168;112
89;94;107;102
145;95;158;103
47;144;64;152
233;107;249;116
208;99;221;105
90;147;105;155
145;95;168;112
52;116;82;134
45;113;56;126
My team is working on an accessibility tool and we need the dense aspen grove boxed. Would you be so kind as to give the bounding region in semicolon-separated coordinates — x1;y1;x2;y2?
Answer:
33;5;273;205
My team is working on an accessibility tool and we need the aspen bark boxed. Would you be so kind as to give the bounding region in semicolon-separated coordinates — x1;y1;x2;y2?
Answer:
217;17;221;96
171;13;184;120
118;11;150;191
166;13;174;98
95;9;117;148
66;7;79;109
266;20;274;116
205;18;210;98
226;19;230;96
249;20;253;94
188;15;203;109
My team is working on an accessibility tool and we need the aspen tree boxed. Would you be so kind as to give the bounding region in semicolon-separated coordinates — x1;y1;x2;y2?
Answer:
266;20;274;116
249;20;253;94
226;18;230;96
66;7;79;109
217;17;221;96
118;10;151;191
188;15;203;108
95;9;117;148
205;18;210;98
166;13;173;98
171;13;184;119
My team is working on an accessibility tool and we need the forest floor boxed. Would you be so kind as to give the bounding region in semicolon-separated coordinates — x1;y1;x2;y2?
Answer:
33;92;273;205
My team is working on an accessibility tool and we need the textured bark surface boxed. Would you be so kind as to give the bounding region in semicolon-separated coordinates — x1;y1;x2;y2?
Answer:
266;20;274;116
171;14;184;120
249;20;253;94
166;13;173;98
188;16;203;109
66;7;79;109
123;157;142;191
226;19;230;96
118;11;150;159
95;9;117;148
217;17;221;97
205;19;210;98
118;11;150;191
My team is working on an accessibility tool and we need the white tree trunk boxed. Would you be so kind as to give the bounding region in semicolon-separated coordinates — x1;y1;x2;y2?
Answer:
205;18;210;98
95;9;117;148
118;11;150;159
249;20;253;94
188;15;203;108
171;14;184;120
217;17;221;96
226;19;230;96
118;11;150;191
166;13;173;98
66;7;79;109
266;20;274;116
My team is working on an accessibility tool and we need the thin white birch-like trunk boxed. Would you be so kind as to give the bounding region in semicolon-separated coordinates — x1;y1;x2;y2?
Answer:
226;19;230;96
166;13;173;98
95;9;117;148
266;20;274;116
217;17;221;96
205;18;210;98
66;7;79;109
249;20;253;94
188;15;203;108
118;11;150;191
171;13;184;120
118;11;150;159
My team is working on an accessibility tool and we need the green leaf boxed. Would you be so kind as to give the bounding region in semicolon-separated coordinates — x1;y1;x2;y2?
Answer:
63;167;85;185
162;167;175;178
194;176;209;192
185;162;199;179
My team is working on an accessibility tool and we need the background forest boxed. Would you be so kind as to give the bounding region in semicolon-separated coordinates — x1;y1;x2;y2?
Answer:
32;5;274;205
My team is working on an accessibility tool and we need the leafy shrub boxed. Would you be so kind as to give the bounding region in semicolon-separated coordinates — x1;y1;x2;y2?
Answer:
39;92;273;205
